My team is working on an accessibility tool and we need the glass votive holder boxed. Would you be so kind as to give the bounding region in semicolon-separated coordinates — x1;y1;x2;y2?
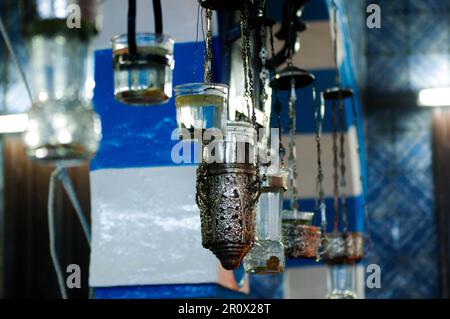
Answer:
202;120;257;164
326;263;358;299
282;211;321;259
24;100;101;166
112;33;175;105
174;83;228;141
244;170;288;274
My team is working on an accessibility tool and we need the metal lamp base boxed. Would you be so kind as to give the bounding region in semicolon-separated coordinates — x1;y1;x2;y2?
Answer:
270;66;315;90
283;222;321;259
323;232;364;264
323;87;353;101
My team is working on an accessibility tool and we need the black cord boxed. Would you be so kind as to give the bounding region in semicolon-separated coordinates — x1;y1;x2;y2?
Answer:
153;0;163;34
127;0;137;56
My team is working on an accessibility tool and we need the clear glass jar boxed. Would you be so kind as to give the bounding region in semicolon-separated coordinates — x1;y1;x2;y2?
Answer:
174;83;228;141
112;33;174;105
244;170;288;274
326;263;358;299
202;120;257;164
23;31;101;166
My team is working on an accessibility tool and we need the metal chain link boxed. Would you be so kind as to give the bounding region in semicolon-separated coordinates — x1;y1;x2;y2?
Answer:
269;24;285;166
240;6;251;120
314;87;326;233
204;9;213;83
259;22;269;112
240;0;261;193
338;100;349;233
331;101;340;232
288;78;298;212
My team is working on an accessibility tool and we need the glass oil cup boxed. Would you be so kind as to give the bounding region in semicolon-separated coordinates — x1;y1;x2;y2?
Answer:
202;120;257;164
244;170;288;274
112;33;174;105
326;263;358;299
174;83;228;141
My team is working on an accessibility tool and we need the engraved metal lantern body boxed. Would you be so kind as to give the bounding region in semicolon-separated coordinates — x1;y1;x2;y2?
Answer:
282;211;321;259
243;171;288;274
196;121;260;270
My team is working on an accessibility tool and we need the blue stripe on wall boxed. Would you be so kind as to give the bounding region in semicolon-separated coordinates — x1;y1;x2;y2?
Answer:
94;283;247;299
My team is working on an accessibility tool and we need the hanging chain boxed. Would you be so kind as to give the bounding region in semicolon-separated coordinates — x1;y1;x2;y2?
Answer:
314;87;326;234
288;78;298;212
338;100;349;233
259;20;269;117
244;3;256;129
204;9;213;83
269;24;285;166
241;0;261;194
331;101;340;232
240;5;251;120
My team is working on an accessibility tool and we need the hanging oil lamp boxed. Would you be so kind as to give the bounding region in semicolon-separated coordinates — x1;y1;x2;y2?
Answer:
174;8;228;141
323;1;363;299
243;5;289;274
22;0;102;165
195;1;261;270
112;0;174;105
270;45;321;260
323;87;364;264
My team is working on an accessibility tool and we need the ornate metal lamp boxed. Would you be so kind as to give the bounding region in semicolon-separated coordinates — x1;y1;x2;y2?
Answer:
195;2;261;270
22;0;102;165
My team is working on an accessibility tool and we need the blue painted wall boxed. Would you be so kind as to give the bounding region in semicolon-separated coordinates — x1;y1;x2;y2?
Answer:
363;0;440;298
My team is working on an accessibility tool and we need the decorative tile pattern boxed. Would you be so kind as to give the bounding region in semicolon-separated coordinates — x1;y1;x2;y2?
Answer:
408;13;449;53
365;108;439;299
408;0;450;13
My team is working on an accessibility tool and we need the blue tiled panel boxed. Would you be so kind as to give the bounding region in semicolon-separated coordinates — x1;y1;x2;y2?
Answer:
409;53;450;90
368;54;411;93
408;0;450;13
369;0;408;13
408;13;449;53
364;108;438;299
367;13;409;55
